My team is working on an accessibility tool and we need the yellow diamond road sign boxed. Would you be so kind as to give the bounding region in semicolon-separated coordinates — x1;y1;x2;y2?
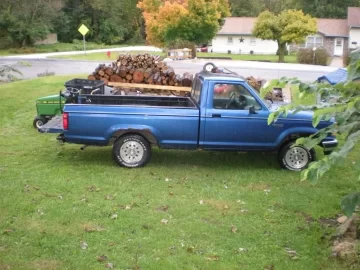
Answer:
78;24;89;36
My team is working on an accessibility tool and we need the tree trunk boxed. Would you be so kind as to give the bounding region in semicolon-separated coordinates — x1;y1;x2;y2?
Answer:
278;41;286;63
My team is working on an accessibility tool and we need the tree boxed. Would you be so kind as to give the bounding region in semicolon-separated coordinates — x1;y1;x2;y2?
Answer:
252;9;317;63
266;49;360;216
137;0;230;48
0;0;63;46
289;0;360;19
54;0;143;45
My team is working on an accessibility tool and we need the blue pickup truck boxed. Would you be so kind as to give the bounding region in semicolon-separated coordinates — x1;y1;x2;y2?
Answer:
40;70;337;171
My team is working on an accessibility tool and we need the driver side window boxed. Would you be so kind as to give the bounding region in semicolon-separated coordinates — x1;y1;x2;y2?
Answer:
213;83;262;110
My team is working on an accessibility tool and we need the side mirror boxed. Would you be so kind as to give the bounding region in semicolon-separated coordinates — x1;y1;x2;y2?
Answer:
249;105;257;114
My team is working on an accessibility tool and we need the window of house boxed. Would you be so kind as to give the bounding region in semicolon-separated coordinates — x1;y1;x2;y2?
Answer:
213;84;262;110
306;36;323;48
336;38;343;47
227;37;233;44
249;38;256;46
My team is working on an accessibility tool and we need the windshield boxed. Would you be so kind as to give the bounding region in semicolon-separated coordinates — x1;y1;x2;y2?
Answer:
245;82;272;109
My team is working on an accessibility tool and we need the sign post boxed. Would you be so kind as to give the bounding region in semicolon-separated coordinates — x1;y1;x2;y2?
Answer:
78;24;89;55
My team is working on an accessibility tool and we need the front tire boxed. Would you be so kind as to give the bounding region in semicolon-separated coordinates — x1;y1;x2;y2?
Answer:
278;142;313;171
33;116;47;129
112;135;151;168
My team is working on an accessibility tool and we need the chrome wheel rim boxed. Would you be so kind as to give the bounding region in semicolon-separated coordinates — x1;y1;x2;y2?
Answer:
285;146;309;169
120;141;144;164
205;64;214;72
36;120;43;128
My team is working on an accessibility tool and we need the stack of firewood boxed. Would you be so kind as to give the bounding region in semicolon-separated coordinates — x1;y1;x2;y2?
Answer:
88;53;193;87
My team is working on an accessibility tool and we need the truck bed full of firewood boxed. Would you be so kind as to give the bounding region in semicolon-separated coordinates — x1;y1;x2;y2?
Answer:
88;54;193;93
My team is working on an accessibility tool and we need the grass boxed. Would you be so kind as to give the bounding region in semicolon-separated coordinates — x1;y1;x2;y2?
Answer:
0;42;127;56
198;53;298;63
48;51;166;61
1;76;359;269
47;51;297;63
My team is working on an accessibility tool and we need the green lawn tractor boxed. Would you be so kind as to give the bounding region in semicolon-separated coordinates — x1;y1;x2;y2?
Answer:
33;79;105;129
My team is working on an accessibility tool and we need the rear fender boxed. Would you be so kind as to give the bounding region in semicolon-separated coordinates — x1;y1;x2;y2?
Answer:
106;125;158;146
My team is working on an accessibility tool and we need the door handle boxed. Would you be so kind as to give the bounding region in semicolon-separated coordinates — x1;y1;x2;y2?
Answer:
212;114;222;118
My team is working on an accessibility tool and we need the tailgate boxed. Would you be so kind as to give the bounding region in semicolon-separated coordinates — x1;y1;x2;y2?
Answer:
38;115;64;133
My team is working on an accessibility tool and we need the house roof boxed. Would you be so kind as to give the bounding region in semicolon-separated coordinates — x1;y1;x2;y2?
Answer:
217;17;349;37
348;7;360;27
217;17;255;35
317;19;348;37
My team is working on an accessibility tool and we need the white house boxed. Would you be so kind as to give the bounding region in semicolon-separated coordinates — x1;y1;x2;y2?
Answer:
212;7;360;57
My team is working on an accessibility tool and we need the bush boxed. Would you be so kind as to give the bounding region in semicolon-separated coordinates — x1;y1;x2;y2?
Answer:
297;48;329;66
343;50;351;66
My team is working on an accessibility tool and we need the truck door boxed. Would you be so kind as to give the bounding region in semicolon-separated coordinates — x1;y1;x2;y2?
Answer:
201;82;280;150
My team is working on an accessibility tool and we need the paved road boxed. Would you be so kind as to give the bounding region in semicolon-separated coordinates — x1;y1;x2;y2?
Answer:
0;56;338;82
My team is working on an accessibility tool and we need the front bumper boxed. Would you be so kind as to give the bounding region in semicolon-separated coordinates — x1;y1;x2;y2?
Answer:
321;139;338;154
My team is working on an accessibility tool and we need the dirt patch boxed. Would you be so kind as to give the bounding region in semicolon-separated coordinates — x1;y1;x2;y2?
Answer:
242;183;270;191
205;199;232;211
331;215;360;264
31;260;62;270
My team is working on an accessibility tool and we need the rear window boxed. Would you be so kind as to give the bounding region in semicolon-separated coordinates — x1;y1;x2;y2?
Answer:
191;77;202;104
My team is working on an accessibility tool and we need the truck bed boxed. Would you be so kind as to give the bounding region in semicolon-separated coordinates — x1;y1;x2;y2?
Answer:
78;95;197;108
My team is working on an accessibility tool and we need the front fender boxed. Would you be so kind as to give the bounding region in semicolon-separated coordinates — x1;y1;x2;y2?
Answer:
105;124;159;146
275;126;318;148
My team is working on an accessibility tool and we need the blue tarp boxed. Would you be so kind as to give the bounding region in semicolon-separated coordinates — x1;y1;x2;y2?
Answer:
317;68;347;85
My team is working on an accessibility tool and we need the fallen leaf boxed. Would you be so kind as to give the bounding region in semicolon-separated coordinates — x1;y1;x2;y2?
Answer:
37;209;45;216
80;241;88;250
224;185;228;189
169;192;174;196
156;205;169;212
264;265;275;270
285;248;298;259
231;225;237;233
111;214;118;220
58;195;63;200
161;219;169;225
105;262;114;269
199;200;204;205
236;200;246;205
84;225;105;233
104;194;114;200
165;178;170;182
223;205;229;210
264;189;271;195
238;248;248;253
337;216;347;224
88;186;100;192
3;229;14;235
187;246;194;253
125;205;131;210
96;255;108;262
206;255;220;261
240;209;248;213
150;172;156;175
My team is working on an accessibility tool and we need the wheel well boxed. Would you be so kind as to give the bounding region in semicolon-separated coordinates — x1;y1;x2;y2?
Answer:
278;133;312;150
110;130;157;146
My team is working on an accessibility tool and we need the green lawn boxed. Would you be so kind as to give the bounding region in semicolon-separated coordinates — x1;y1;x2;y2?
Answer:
0;42;127;56
48;51;166;61
48;51;297;63
1;76;358;269
198;53;298;63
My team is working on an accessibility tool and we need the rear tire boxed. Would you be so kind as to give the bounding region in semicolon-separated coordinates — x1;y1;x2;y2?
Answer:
278;142;313;171
112;135;151;168
33;116;47;129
